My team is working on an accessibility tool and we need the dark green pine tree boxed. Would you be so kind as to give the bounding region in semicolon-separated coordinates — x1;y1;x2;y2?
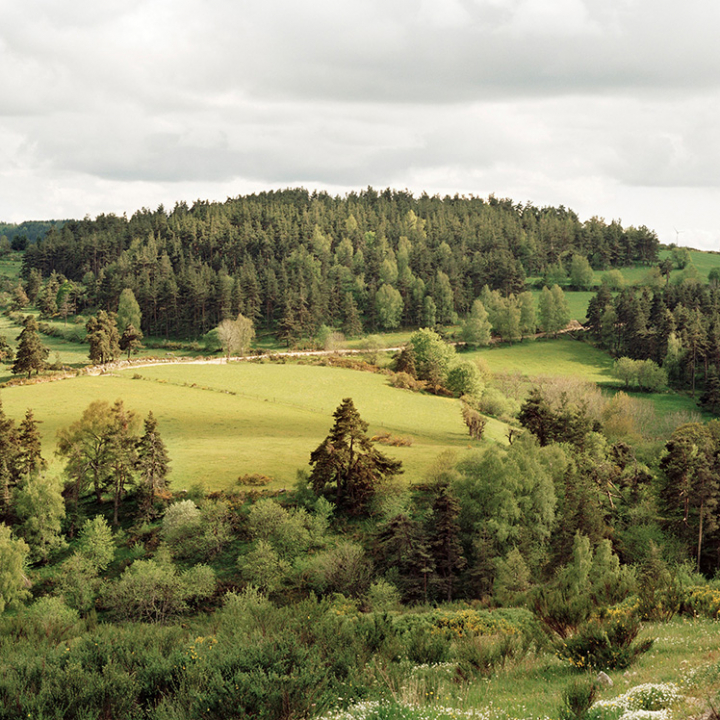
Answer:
11;315;49;379
428;481;466;602
700;367;720;415
119;323;144;361
341;292;363;338
0;399;18;520
136;411;171;518
518;387;556;446
309;398;403;515
376;512;434;604
16;409;46;482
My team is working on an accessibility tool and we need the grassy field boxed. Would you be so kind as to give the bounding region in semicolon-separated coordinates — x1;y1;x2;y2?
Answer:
0;255;22;280
0;313;92;376
687;248;720;280
463;337;710;427
0;362;504;491
394;617;720;720
464;337;615;385
528;290;595;323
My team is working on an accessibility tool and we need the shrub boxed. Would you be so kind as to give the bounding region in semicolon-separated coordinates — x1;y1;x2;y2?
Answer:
103;553;216;622
455;632;525;679
557;615;653;670
18;596;81;644
559;676;598;720
388;371;427;392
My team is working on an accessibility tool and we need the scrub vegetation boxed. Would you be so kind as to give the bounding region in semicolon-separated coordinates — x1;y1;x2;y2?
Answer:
1;191;720;720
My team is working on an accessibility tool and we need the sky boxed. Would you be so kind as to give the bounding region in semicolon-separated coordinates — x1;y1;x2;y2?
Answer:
1;0;719;250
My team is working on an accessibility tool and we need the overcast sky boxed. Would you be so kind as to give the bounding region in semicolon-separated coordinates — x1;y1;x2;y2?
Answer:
1;0;719;249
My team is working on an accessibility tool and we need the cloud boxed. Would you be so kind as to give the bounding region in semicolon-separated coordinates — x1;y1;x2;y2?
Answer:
1;0;720;251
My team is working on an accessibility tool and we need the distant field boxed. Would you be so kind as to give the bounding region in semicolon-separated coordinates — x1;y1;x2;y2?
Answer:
528;290;594;323
687;248;720;280
464;337;615;384
0;363;503;491
0;256;22;280
0;314;92;378
464;336;709;428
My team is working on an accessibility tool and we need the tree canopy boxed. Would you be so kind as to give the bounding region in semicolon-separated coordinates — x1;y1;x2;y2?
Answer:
309;398;402;515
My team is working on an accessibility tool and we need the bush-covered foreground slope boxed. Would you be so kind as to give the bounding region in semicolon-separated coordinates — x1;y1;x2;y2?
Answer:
1;596;719;720
0;362;507;489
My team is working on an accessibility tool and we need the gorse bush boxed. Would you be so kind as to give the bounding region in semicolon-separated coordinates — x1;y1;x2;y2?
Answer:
557;614;653;671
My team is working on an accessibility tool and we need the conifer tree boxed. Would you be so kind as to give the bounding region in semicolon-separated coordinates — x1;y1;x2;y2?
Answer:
309;398;402;515
16;409;46;481
119;323;144;361
136;411;171;518
376;513;433;603
428;481;466;601
11;315;49;378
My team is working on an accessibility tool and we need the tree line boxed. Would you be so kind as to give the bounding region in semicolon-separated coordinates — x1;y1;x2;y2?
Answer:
585;279;720;409
18;188;658;340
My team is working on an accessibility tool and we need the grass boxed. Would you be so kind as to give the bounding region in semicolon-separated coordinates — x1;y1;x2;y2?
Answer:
0;254;22;280
686;248;720;281
0;362;503;491
528;291;596;323
463;618;720;720
464;337;615;385
321;618;720;720
463;337;710;428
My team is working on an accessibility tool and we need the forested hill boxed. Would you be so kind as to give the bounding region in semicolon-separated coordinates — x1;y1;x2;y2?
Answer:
0;219;68;246
20;188;659;339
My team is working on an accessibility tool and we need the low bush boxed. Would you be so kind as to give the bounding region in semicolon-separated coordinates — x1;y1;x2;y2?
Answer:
557;614;653;671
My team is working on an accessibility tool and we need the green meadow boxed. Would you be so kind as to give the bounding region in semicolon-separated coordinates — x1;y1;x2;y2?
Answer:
465;337;615;384
528;290;595;323
0;362;505;491
686;248;720;280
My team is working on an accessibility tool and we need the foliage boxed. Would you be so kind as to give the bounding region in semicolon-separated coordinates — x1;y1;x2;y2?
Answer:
445;360;483;397
76;515;116;572
217;312;255;358
136;411;171;517
310;398;403;515
13;472;66;562
460;400;486;440
11;315;48;378
408;329;456;386
86;309;120;364
116;287;142;334
461;299;492;347
559;676;598;720
612;357;667;392
0;523;30;613
557;614;653;671
103;551;216;623
119;322;144;360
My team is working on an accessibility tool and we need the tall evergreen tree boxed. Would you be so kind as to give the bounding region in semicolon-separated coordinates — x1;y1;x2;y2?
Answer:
11;315;49;379
428;481;466;601
136;411;171;518
309;398;402;515
16;409;46;482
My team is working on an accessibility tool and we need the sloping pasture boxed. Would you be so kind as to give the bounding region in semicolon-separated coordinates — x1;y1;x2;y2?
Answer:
0;362;505;491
